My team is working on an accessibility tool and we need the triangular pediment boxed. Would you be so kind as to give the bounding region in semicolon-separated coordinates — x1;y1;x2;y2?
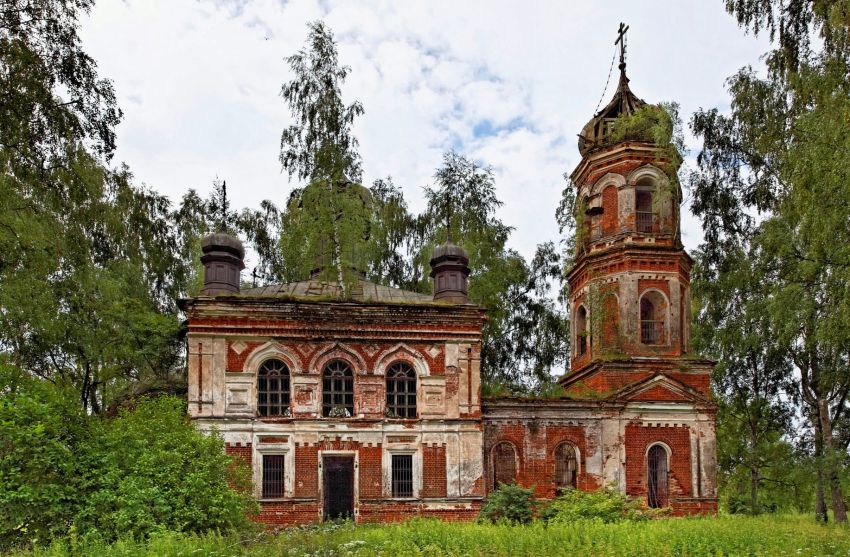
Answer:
612;374;708;404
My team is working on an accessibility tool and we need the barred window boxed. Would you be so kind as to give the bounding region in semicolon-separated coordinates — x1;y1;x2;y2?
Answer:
392;454;414;497
554;443;578;489
262;454;285;499
640;291;666;345
258;359;290;417
386;361;417;418
322;360;354;417
492;442;517;487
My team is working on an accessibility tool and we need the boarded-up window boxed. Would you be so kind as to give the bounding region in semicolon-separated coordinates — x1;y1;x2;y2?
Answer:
262;454;285;499
258;359;290;417
392;454;414;497
323;360;354;417
602;185;619;235
647;444;669;508
601;293;619;349
554;443;578;489
386;361;417;418
492;442;517;487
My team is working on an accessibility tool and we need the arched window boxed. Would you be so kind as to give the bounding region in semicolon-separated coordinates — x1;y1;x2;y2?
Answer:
640;291;667;345
554;443;578;489
647;444;669;508
385;361;416;418
576;305;588;356
257;359;290;417
635;180;655;233
322;360;354;417
492;442;517;487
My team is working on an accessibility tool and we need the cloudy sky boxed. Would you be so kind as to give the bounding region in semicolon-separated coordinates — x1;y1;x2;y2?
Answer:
80;0;769;265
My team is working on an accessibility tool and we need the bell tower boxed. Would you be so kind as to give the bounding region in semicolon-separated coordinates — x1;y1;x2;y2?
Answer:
561;25;704;395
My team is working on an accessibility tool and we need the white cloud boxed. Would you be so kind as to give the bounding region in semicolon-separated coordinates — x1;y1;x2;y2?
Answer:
81;0;770;261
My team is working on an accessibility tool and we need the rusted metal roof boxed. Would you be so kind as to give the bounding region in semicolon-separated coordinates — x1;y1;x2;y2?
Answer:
239;279;434;304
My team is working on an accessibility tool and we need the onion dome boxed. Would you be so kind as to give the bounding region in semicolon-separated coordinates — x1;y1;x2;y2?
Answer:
200;232;245;295
578;65;646;156
429;240;470;304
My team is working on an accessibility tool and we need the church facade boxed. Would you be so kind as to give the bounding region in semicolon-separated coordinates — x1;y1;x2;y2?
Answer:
182;62;718;526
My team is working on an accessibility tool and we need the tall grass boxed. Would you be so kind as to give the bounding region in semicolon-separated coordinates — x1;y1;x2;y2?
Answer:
6;514;847;557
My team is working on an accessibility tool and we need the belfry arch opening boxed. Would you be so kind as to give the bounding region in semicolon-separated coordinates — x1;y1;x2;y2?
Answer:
635;177;656;233
576;305;588;356
640;291;667;345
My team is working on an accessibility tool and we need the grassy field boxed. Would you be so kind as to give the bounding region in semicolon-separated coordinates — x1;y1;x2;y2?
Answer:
6;514;847;557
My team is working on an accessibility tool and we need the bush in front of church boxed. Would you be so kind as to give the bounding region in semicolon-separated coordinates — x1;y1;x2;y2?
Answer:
73;396;259;542
0;369;257;550
541;484;668;524
478;483;538;525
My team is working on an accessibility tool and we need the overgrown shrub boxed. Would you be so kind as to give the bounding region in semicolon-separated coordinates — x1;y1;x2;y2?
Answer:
0;367;91;548
478;483;537;524
541;485;668;523
0;370;257;550
74;396;258;541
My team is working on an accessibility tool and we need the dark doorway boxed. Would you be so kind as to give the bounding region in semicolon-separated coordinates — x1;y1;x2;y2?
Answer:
323;456;354;520
647;445;669;508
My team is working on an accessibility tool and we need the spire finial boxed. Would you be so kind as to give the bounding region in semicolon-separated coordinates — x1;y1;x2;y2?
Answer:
615;22;629;74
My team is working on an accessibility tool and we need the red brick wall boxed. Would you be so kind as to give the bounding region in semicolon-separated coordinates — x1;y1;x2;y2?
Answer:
359;445;383;499
624;424;692;501
602;185;619;235
294;444;318;498
225;442;252;466
422;444;447;498
484;421;598;498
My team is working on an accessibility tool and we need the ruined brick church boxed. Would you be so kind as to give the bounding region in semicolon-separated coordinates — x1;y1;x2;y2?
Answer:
182;49;718;525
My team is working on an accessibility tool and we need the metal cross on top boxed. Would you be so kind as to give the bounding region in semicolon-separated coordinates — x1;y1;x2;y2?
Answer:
615;22;630;68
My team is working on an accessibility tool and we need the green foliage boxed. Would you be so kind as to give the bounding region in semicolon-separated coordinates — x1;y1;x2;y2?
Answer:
608;103;684;169
541;486;667;524
0;373;256;550
411;152;570;388
7;514;850;557
477;483;537;525
0;366;90;547
73;396;257;542
689;0;850;523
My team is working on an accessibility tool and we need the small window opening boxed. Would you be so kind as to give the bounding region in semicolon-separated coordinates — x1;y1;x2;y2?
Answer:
262;454;285;499
392;454;414;497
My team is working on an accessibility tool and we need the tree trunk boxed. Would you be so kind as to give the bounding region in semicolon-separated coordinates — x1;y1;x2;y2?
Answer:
750;465;760;515
814;417;829;522
819;397;847;522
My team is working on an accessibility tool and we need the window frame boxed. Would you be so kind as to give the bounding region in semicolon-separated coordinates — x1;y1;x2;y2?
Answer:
391;453;415;498
554;443;579;490
257;358;291;418
646;443;670;509
322;359;355;418
261;453;286;499
385;361;417;419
